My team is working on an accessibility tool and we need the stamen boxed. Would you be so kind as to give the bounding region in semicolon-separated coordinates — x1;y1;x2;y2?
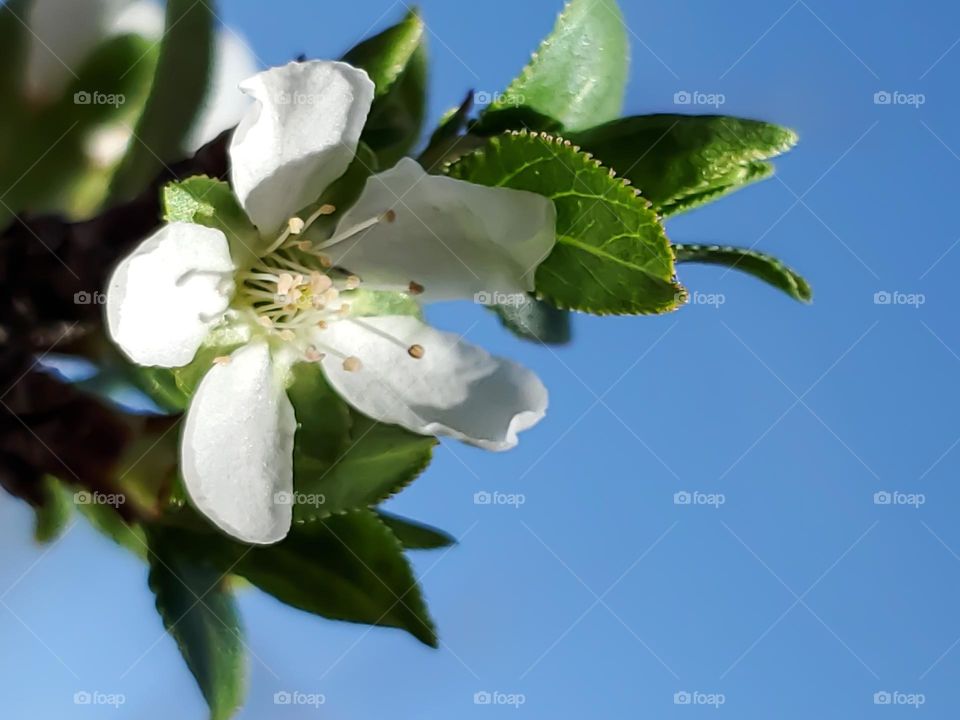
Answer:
287;217;305;235
212;356;232;366
407;344;425;359
342;356;362;372
348;317;410;352
344;274;361;290
314;210;392;252
408;281;425;295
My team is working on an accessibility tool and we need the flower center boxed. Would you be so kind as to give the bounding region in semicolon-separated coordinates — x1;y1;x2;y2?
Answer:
232;205;422;372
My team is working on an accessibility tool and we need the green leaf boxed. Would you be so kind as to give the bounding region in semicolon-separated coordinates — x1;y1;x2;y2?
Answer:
33;476;73;543
163;175;260;263
147;527;246;720
109;0;216;203
418;92;479;172
292;401;436;523
568;115;798;215
446;131;684;315
660;161;773;217
480;0;629;132
377;511;456;551
212;509;437;646
342;9;427;167
491;296;572;345
674;243;812;303
77;502;149;559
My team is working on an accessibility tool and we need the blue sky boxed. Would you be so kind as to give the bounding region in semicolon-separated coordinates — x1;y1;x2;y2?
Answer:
3;0;960;717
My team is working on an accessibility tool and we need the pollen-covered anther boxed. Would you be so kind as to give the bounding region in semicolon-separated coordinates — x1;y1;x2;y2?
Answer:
304;345;325;362
316;320;328;330
279;330;296;342
342;356;362;372
345;274;361;290
310;271;332;294
383;209;397;223
287;217;306;235
212;355;232;366
318;204;336;215
276;272;302;297
408;280;424;295
407;344;425;359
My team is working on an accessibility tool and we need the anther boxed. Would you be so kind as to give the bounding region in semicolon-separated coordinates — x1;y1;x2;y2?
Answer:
342;356;362;372
305;345;325;362
407;344;425;359
408;281;424;295
287;217;306;235
383;209;397;223
345;274;361;290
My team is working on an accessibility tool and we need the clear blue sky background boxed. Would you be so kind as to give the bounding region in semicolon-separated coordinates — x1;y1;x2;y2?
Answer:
3;0;960;717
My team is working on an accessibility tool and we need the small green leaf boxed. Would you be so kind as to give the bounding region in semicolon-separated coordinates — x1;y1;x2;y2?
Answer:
163;175;259;262
343;10;427;167
568;115;798;215
77;502;148;559
342;8;424;98
109;0;216;202
214;509;437;646
491;296;572;345
446;131;683;315
480;0;629;132
418;92;479;172
674;243;812;303
33;476;73;543
288;362;353;472
292;405;436;524
377;511;456;551
147;527;247;720
660;161;773;217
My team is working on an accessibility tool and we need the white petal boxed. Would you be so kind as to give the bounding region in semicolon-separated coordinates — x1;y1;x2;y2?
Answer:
230;61;374;234
326;158;557;302
182;341;295;545
25;0;162;102
318;316;547;451
184;28;259;152
106;222;235;368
